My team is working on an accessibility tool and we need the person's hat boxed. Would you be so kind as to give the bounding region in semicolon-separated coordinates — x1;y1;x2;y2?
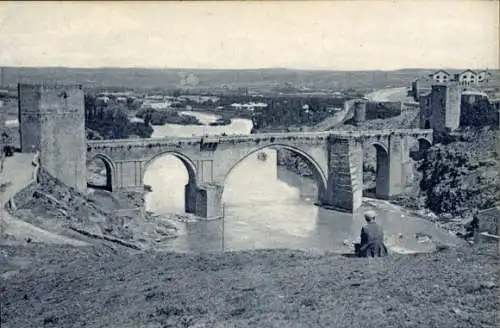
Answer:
364;210;377;220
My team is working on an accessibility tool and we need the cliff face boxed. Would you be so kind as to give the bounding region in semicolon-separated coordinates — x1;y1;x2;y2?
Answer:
418;127;499;218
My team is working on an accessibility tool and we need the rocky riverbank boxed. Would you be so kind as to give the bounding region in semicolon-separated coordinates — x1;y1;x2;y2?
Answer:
1;169;191;251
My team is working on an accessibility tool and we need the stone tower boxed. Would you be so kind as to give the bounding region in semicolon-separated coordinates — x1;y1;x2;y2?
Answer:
419;83;461;132
352;99;367;125
411;79;420;102
18;83;86;193
429;83;461;132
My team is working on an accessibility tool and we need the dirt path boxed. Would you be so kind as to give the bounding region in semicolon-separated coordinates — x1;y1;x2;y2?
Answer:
366;87;409;102
0;153;88;246
0;153;33;202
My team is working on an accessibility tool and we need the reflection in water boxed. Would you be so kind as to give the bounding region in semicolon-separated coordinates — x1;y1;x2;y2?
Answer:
145;111;465;254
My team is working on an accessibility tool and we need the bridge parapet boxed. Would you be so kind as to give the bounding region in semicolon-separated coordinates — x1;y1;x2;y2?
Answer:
86;129;433;167
87;129;433;150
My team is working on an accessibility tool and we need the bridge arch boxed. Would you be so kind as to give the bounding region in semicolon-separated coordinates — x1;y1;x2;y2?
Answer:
370;141;389;155
417;137;432;151
142;150;197;184
365;141;390;199
86;153;115;192
221;143;328;201
409;137;432;160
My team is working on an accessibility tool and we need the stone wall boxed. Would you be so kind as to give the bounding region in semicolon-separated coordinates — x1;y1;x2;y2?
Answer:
18;84;41;152
460;94;499;127
365;101;402;120
478;206;499;235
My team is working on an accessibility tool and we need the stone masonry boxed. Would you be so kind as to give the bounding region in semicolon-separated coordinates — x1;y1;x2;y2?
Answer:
419;83;461;132
18;83;86;193
326;137;363;212
87;130;432;218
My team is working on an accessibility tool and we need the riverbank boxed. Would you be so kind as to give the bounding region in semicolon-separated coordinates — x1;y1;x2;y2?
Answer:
135;108;203;127
1;241;498;328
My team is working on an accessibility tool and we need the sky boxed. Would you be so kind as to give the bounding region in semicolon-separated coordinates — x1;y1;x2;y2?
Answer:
0;1;498;70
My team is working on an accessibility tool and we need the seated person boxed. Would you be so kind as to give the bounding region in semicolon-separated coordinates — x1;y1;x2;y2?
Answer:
357;210;388;257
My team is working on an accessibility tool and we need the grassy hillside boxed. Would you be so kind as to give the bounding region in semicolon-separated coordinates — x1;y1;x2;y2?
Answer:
1;242;498;328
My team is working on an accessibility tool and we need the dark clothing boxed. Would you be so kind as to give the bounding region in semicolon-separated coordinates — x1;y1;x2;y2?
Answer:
359;222;388;257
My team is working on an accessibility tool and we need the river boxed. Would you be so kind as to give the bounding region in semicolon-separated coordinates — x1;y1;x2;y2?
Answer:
143;111;463;254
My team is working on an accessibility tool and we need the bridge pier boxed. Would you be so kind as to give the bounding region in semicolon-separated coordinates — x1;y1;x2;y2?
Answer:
184;182;197;214
325;137;363;212
194;183;224;219
185;182;224;218
400;136;415;188
383;134;405;198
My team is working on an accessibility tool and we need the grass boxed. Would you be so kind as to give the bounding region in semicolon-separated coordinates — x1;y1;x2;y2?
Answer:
1;242;498;328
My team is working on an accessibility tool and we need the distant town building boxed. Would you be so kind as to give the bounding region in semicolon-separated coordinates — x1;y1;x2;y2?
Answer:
116;96;128;103
429;70;450;83
477;70;492;84
427;69;492;87
96;96;110;104
458;69;477;86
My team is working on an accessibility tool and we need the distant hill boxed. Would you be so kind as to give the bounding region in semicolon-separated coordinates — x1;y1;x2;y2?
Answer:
1;67;498;92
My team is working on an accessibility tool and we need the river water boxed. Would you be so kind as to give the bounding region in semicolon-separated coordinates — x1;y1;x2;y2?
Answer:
143;111;464;254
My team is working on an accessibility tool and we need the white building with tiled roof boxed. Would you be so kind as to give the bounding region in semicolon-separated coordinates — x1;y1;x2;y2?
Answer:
429;70;450;83
459;69;477;86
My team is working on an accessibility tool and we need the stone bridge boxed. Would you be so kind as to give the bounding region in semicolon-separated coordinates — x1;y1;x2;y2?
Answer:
87;129;433;218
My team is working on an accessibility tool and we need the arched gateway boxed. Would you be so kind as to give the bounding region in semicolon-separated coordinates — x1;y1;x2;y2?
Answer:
86;129;433;218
